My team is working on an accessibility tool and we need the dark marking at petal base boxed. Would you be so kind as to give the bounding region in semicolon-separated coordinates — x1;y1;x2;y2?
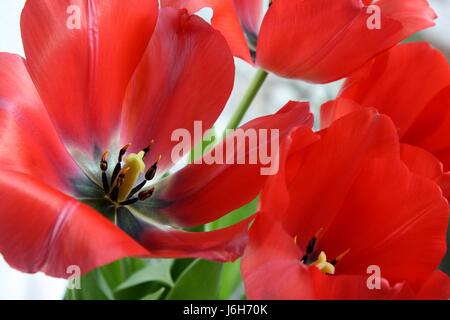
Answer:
116;206;144;240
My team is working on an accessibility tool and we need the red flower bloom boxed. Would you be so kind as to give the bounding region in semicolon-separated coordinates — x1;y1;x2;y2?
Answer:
242;110;450;299
0;0;313;278
321;42;450;198
162;0;436;83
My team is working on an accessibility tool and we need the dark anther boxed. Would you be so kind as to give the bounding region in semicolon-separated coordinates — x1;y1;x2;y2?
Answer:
301;229;323;263
145;163;157;181
138;188;154;201
100;151;110;193
118;143;131;162
306;236;317;255
142;140;154;159
100;151;109;172
300;254;307;263
111;144;131;183
301;236;317;262
119;198;139;206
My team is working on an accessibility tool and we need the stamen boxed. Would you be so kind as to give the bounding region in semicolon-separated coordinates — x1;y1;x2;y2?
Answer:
100;151;109;171
301;228;323;263
128;180;147;199
111;144;131;183
98;143;159;206
138;188;154;201
110;167;130;202
100;151;110;193
118;143;131;162
331;249;350;266
142;140;154;159
145;155;161;181
111;162;122;185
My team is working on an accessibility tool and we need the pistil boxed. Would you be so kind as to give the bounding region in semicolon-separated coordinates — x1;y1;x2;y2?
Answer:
117;151;146;202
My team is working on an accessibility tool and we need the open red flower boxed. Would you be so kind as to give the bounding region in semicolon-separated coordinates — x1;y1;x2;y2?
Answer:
321;42;450;198
242;109;450;299
0;0;313;278
162;0;437;83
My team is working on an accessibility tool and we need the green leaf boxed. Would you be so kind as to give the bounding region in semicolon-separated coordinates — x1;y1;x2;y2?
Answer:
95;269;115;300
171;258;195;281
166;259;223;300
115;259;174;291
219;260;243;300
141;288;166;300
64;258;147;300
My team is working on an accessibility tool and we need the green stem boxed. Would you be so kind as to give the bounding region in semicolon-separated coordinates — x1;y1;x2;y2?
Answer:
225;69;268;130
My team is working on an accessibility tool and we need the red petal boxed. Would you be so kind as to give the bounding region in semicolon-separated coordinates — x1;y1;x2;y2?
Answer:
121;8;235;174
0;53;80;193
233;0;263;35
118;209;252;262
340;43;450;138
402;86;450;171
401;144;450;199
270;109;400;236
415;271;450;299
21;0;158;151
322;44;450;196
0;170;149;278
151;102;315;227
242;215;411;299
263;109;448;288
161;0;254;63
319;156;448;290
257;0;436;83
320;97;362;129
242;215;315;300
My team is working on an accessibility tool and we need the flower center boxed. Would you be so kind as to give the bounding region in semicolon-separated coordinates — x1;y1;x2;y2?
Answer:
298;229;350;275
99;143;160;206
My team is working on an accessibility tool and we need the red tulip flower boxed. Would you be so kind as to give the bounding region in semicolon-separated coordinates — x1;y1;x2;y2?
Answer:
242;110;450;299
162;0;437;83
0;0;313;278
321;43;450;198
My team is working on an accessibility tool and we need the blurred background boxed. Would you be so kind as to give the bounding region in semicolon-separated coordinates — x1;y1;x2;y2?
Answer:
0;0;449;299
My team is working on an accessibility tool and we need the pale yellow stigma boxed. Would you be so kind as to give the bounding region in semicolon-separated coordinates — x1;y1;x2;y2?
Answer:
313;251;335;275
117;151;146;202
